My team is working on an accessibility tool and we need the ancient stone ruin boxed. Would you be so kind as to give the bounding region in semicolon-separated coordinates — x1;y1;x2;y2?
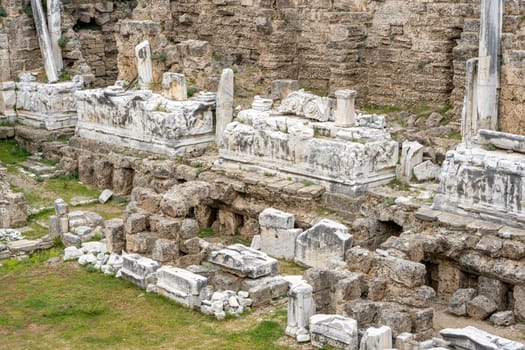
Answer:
1;0;525;348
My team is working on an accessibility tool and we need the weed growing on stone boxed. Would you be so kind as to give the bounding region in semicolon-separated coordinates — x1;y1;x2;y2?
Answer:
388;178;410;191
187;86;197;97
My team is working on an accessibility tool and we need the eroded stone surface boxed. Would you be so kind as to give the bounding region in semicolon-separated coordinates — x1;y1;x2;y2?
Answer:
209;244;278;278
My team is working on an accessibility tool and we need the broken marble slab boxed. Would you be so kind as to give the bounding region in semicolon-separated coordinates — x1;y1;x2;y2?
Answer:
359;325;392;350
120;253;160;289
259;207;295;229
279;89;335;122
208;243;278;278
310;314;358;350
440;326;524;350
295;219;352;268
156;266;208;309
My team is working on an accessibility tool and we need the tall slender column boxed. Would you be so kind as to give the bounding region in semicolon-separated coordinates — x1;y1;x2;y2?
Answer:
477;0;502;131
47;0;63;72
31;0;59;83
462;58;479;146
215;68;234;144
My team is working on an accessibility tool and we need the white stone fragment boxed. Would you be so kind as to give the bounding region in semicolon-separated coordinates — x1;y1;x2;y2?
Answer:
359;326;392;350
120;253;159;289
310;314;358;350
156;266;208;309
208;244;278;278
98;189;113;204
162;72;187;101
397;140;424;183
63;246;82;261
295;219;352;268
413;160;440;181
259;208;295;229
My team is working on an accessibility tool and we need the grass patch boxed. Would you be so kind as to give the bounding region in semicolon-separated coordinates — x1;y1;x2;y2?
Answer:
447;131;462;140
278;259;307;275
0;139;30;165
0;262;292;349
198;227;215;238
483;144;497;151
361;104;405;115
44;175;99;202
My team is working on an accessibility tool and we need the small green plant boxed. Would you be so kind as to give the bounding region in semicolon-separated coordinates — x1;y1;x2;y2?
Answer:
41;157;59;166
195;167;205;177
57;36;68;49
417;61;426;70
148;81;161;91
198;227;215;238
388;178;410;191
187;86;197;97
483;144;497;151
263;171;271;177
385;197;396;206
35;175;44;183
0;6;7;17
211;51;221;61
152;52;167;63
21;3;32;17
447;131;462;140
88;233;104;242
313;126;320;138
59;68;70;81
301;179;313;187
86;264;98;273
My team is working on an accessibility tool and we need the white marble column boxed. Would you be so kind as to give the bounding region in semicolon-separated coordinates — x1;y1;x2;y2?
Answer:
47;0;63;72
462;58;479;146
162;72;187;100
477;0;502;131
215;68;234;144
31;0;59;83
285;283;315;342
335;89;356;127
135;40;153;89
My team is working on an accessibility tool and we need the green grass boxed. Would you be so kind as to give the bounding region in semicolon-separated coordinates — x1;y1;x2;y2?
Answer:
388;178;410;191
0;139;30;165
44;175;100;202
198;227;215;238
0;261;292;349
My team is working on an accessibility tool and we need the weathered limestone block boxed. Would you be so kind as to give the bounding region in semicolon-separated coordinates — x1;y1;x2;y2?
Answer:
160;182;210;218
209;244;278;278
440;326;524;350
490;311;515;326
216;68;234;143
0;82;16;118
126;232;158;254
514;285;525;322
395;333;419;350
466;295;497;320
396;141;423;183
212;210;243;235
135;40;153;89
125;212;149;235
120;253;160;289
104;218;125;253
75;89;214;156
279;89;335;122
477;276;508;311
310;314;358;350
295;219;352;268
359;326;392;350
286;282;316;342
156;266;207;309
259;208;301;259
162;72;187;101
240;276;289;306
152;238;179;262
